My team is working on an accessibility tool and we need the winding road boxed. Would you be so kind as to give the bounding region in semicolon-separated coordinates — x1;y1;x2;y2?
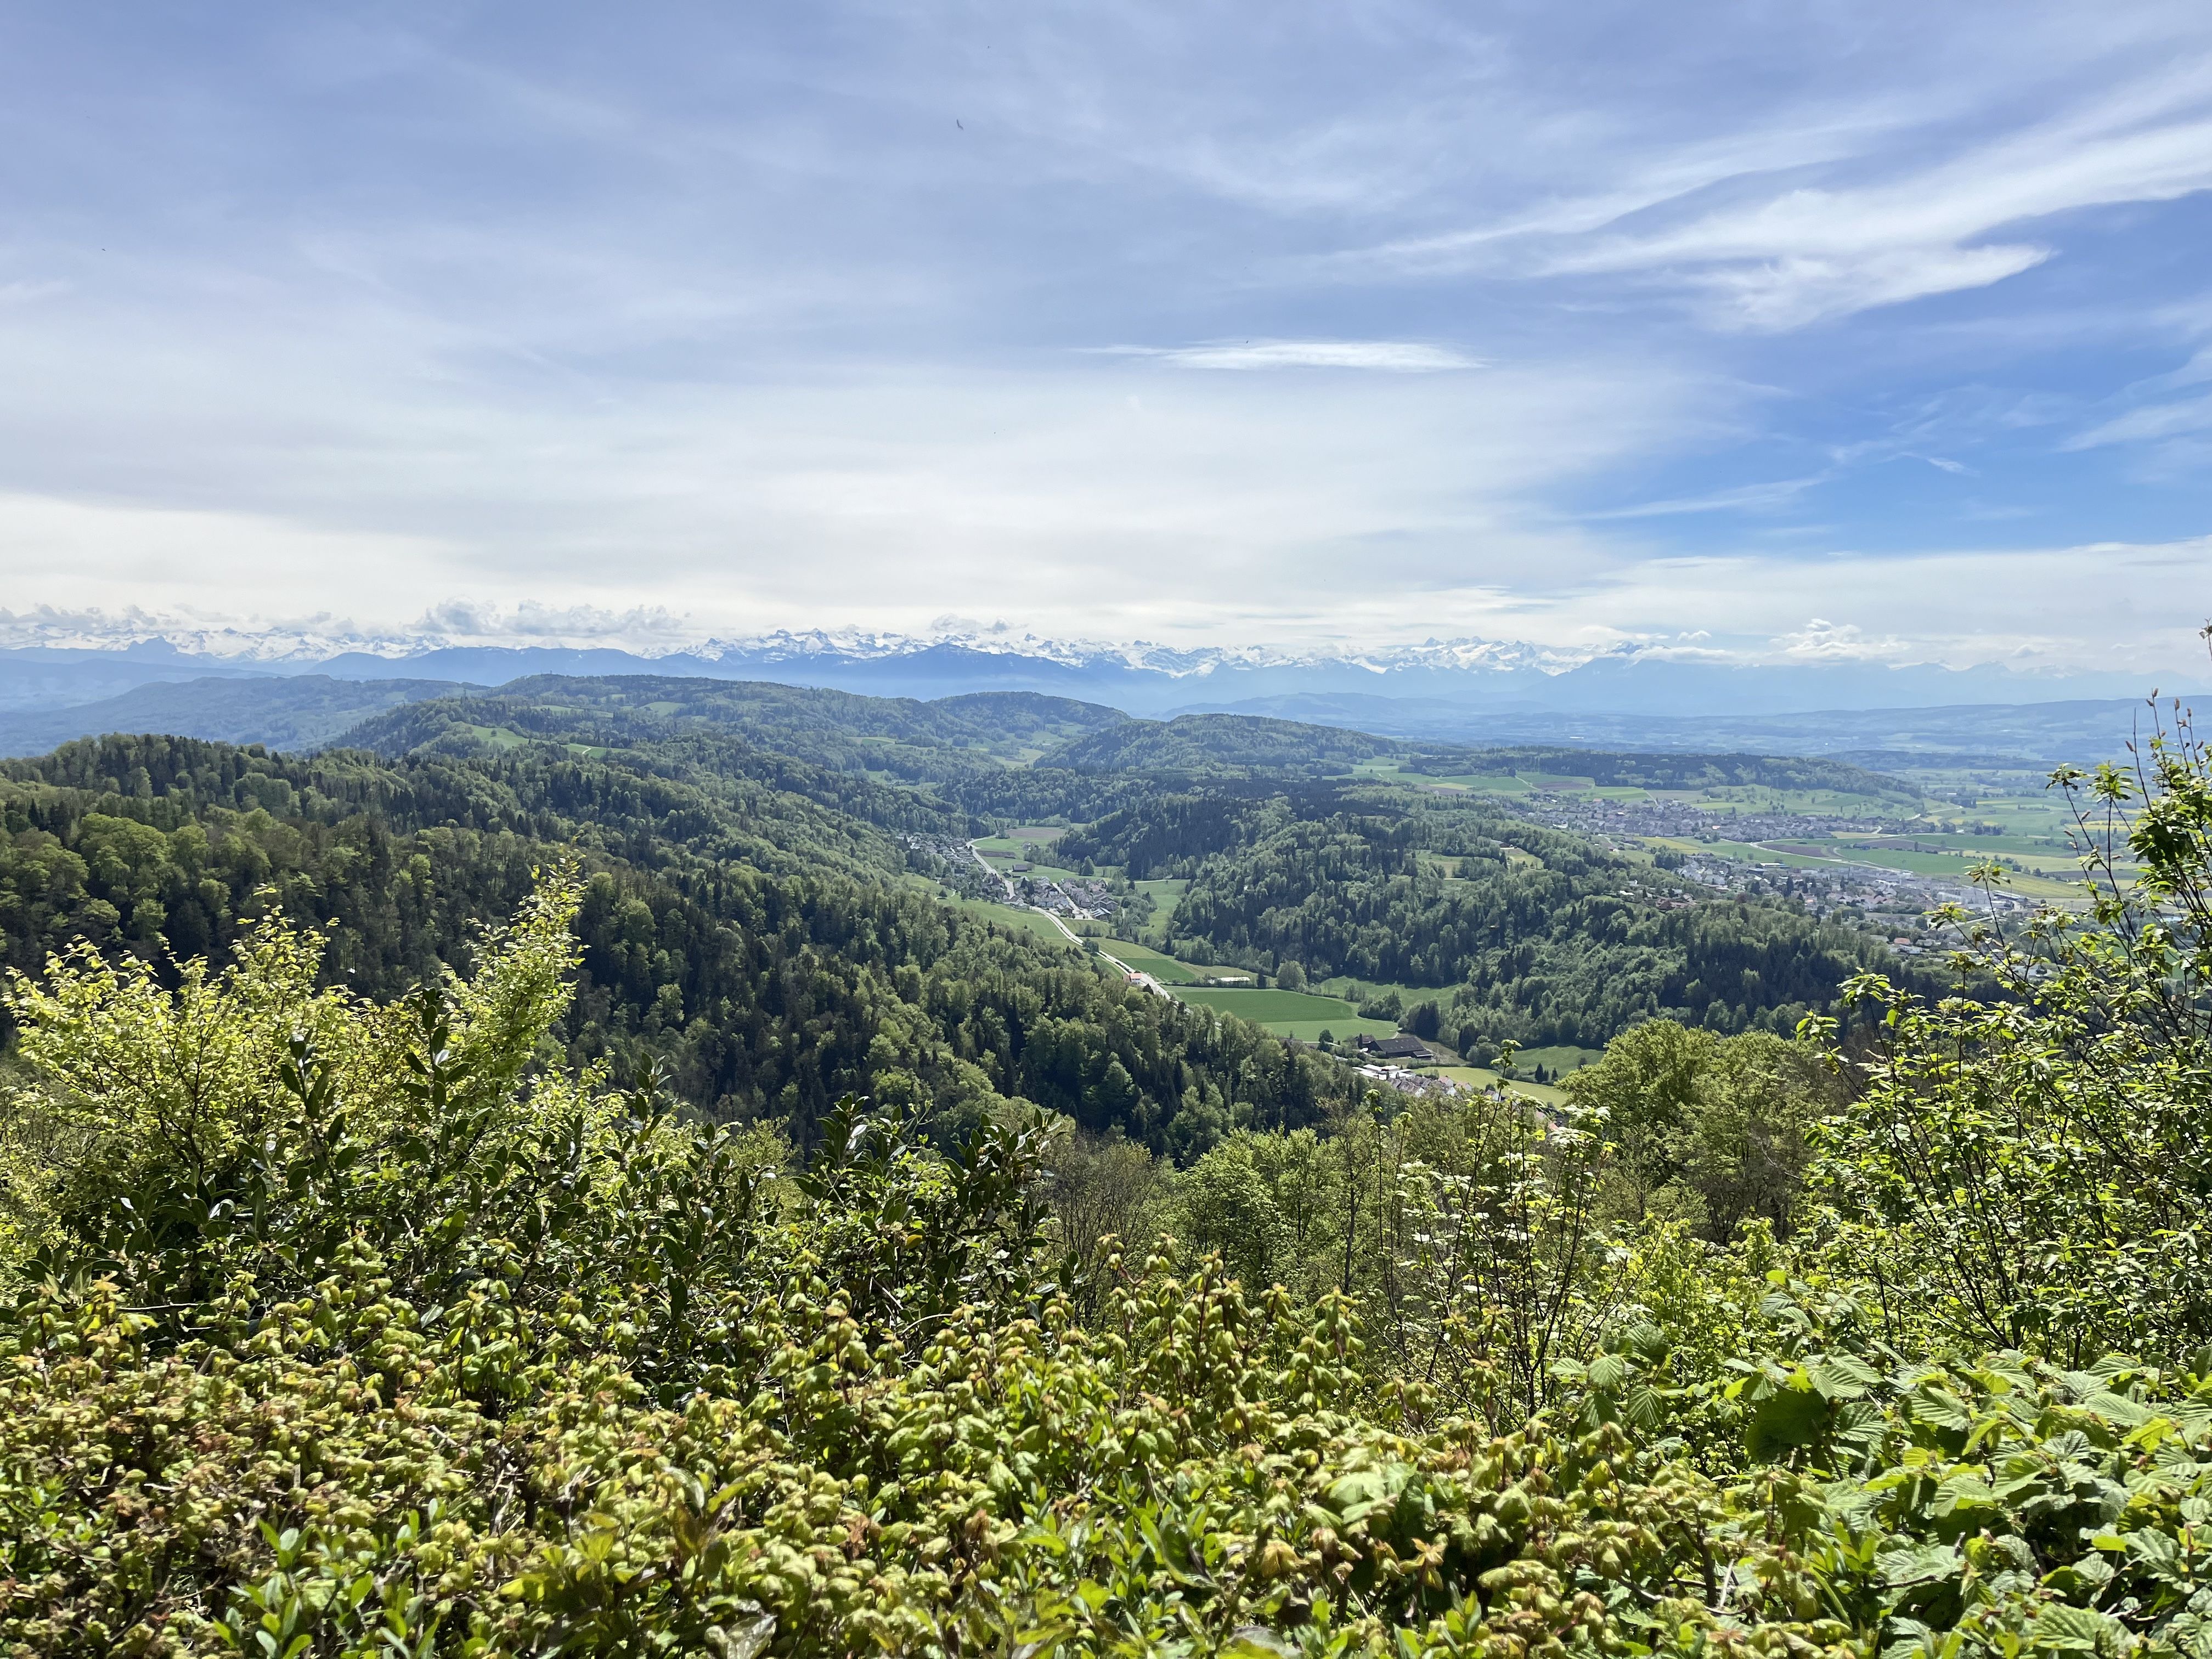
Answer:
967;839;1171;1000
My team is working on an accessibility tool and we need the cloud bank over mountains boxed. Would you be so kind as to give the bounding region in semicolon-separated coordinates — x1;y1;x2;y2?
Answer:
0;607;2197;727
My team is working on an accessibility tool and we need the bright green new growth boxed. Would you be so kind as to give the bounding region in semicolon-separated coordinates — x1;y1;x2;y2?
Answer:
4;712;2212;1656
1817;711;2212;1367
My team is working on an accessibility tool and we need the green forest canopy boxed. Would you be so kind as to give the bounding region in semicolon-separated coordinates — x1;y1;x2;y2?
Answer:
1062;787;1942;1048
4;687;1938;1125
0;733;1355;1158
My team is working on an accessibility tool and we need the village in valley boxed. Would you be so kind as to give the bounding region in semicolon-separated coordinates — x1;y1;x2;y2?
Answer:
897;744;2101;1109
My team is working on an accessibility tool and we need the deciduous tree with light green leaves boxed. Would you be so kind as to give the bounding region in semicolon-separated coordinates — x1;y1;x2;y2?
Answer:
1816;700;2212;1366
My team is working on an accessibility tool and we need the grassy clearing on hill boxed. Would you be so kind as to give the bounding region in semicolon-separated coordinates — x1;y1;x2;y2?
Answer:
949;896;1082;946
1427;772;1534;793
1172;985;1397;1043
1425;1064;1567;1104
1511;1042;1605;1075
1092;938;1215;984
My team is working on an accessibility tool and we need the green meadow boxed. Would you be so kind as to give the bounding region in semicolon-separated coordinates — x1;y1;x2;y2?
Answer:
1171;986;1398;1043
1093;938;1215;984
950;897;1080;945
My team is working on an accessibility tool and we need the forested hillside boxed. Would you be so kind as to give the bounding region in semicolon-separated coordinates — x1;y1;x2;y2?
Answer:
345;676;1126;785
3;687;1943;1102
0;673;471;759
1066;787;1933;1046
0;733;1346;1153
341;680;1153;825
1041;711;1397;775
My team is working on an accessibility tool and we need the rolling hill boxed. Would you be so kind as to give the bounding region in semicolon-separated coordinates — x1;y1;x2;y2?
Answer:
0;673;472;758
1040;711;1398;774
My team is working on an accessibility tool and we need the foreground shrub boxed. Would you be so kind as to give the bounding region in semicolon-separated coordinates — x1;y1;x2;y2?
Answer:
3;871;2211;1656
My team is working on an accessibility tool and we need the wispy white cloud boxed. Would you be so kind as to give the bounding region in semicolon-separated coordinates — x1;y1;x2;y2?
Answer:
1317;62;2212;329
1684;246;2052;331
1583;476;1830;519
2129;346;2212;393
1097;340;1481;371
2063;391;2212;448
0;327;1690;648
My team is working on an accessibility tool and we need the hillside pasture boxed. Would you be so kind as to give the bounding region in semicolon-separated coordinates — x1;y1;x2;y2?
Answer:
1172;985;1398;1043
1094;938;1217;984
1427;1065;1566;1105
951;897;1080;946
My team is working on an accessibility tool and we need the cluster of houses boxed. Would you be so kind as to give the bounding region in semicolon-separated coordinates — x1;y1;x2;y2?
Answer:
1350;1032;1458;1096
1021;874;1118;921
1357;1032;1436;1062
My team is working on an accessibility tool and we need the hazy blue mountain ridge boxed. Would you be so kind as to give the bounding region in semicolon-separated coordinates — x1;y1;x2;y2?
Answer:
0;674;476;759
2;635;2197;726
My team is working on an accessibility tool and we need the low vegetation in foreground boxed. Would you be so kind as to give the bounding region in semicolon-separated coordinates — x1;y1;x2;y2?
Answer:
2;719;2211;1656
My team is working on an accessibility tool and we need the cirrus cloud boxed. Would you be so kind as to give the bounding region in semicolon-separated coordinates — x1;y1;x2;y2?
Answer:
1096;340;1483;371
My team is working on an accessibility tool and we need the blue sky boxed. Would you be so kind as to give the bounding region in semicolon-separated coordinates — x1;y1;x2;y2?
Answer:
1;2;2210;675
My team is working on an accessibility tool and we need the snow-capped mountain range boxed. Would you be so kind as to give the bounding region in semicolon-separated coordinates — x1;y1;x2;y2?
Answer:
0;611;2197;723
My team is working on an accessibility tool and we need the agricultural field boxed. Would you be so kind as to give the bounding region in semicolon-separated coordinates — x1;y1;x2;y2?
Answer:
1345;756;1424;779
1762;841;1984;877
1311;973;1435;1006
1818;833;2094;879
1418;850;1556;882
1770;838;2086;905
1171;986;1398;1044
1426;1065;1566;1106
1649;830;2094;909
1092;938;1231;985
1513;1043;1605;1076
1345;763;1686;800
1125;877;1188;942
970;836;1090;883
1937;794;2107;841
1679;785;1925;816
949;896;1081;946
1092;940;1409;1042
1420;772;1563;794
1859;831;2075;857
1019;859;1092;883
452;721;531;751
